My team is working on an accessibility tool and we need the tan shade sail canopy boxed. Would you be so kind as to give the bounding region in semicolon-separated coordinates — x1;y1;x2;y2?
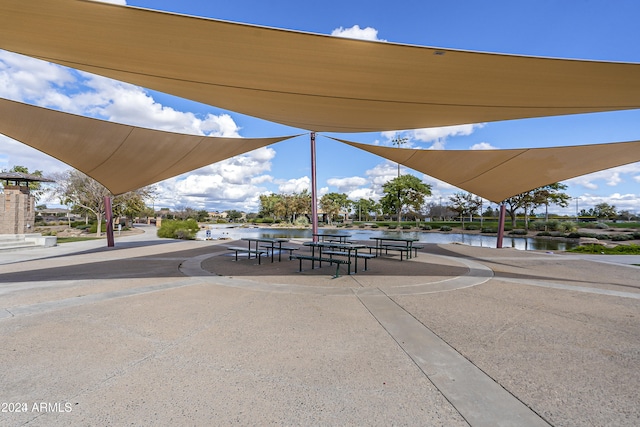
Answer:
0;98;295;195
1;0;639;133
332;137;640;203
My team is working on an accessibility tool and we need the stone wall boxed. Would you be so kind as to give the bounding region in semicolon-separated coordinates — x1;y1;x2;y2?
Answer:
0;187;35;234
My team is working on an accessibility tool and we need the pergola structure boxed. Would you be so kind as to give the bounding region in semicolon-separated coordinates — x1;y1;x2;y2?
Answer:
1;0;639;246
0;172;54;235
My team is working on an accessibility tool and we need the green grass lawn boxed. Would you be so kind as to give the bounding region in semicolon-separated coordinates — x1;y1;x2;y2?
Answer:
568;244;640;255
56;236;101;244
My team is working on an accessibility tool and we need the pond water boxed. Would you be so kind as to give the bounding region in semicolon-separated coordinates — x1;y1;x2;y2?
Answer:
197;225;577;252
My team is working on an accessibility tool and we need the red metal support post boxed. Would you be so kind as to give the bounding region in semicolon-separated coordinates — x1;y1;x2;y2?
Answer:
496;203;506;248
104;195;115;247
311;132;318;242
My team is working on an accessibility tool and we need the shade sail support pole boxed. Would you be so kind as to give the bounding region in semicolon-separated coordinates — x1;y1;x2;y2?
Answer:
496;203;506;249
311;132;318;242
105;196;115;247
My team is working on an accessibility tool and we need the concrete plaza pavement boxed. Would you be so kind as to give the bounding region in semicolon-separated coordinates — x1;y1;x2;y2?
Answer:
1;225;639;426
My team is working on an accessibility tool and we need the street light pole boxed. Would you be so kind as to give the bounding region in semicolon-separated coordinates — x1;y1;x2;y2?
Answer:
392;136;408;223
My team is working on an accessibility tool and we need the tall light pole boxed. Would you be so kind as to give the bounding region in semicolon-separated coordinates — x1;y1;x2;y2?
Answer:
392;136;408;177
392;136;408;223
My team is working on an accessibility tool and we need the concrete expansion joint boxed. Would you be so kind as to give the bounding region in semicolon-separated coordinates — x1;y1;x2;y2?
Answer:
1;308;15;319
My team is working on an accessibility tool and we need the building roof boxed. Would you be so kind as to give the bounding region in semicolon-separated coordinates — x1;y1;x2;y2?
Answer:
0;171;54;184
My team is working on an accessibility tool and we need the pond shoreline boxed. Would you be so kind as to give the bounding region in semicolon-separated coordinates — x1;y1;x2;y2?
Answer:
203;222;640;251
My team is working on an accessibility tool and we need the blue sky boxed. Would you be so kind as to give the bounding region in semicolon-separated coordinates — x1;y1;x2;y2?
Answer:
1;0;639;216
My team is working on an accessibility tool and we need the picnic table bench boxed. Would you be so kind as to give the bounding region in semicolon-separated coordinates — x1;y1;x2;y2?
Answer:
259;244;299;259
226;246;267;264
241;237;290;262
323;250;376;271
290;254;350;278
368;237;421;260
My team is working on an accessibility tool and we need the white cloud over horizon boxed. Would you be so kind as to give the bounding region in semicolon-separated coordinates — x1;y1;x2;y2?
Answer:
331;25;385;41
93;0;127;5
0;50;269;211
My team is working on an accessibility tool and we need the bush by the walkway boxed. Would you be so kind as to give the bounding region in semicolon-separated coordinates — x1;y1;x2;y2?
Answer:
569;244;640;254
157;219;199;240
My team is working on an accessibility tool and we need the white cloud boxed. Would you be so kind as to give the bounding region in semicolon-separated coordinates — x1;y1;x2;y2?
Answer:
347;187;378;200
326;176;368;192
0;50;267;210
331;25;385;41
365;162;399;189
0;135;70;175
575;193;640;214
381;124;485;150
565;162;640;190
277;176;311;194
470;142;497;150
149;146;278;211
91;0;127;4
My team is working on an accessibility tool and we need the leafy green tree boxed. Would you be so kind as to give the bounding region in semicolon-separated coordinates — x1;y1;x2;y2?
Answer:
320;192;349;224
352;198;380;221
226;210;243;222
197;209;210;222
533;183;570;222
592;202;617;220
259;191;312;223
258;193;277;219
112;187;154;225
54;170;152;237
380;175;431;222
292;189;312;222
504;183;571;230
448;192;482;229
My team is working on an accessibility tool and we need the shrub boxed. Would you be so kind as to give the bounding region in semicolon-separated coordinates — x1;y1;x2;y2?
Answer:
255;217;274;224
440;226;452;232
371;224;379;229
509;229;528;235
294;216;309;227
420;225;432;231
594;222;609;229
481;227;497;233
402;225;411;230
569;244;640;254
558;221;578;233
531;221;547;231
464;224;479;230
157;219;199;240
387;225;397;230
611;234;634;241
536;231;552;237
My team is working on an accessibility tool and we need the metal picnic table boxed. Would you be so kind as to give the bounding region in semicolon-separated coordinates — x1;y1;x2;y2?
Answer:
369;236;420;260
241;237;290;262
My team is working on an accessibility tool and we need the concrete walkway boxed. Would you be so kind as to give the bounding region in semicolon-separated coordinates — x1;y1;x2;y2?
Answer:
1;225;638;426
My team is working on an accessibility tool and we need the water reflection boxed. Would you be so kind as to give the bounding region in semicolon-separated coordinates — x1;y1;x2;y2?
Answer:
197;225;576;251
